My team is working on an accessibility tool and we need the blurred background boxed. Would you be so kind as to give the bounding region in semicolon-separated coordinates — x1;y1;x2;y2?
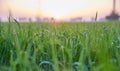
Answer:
0;0;120;22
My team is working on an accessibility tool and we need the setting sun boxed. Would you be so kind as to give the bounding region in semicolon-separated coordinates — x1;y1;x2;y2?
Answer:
0;0;120;20
40;0;75;19
40;0;120;19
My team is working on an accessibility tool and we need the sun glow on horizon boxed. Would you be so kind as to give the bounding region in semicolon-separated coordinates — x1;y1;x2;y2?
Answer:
0;0;120;20
40;0;118;19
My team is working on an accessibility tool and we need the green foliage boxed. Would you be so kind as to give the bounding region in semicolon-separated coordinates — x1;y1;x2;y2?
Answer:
0;21;120;71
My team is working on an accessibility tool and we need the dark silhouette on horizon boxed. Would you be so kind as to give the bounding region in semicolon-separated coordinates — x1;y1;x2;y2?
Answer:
106;0;119;20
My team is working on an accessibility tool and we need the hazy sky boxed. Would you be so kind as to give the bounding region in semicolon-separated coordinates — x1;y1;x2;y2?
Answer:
0;0;120;19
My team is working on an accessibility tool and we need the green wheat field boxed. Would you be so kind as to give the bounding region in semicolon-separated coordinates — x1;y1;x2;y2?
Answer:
0;21;120;71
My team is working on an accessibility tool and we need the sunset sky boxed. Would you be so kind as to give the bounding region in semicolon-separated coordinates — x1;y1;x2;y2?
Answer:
0;0;120;20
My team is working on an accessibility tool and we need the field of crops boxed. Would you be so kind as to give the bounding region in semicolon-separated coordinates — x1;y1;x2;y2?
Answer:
0;21;120;71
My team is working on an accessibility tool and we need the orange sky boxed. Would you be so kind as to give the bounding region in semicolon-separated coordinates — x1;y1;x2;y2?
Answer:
0;0;120;20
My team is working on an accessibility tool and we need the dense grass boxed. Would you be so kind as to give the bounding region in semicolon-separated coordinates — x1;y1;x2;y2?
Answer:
0;21;120;71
